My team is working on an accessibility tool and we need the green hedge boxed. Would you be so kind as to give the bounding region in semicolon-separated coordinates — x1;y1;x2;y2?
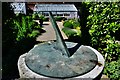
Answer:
85;2;120;79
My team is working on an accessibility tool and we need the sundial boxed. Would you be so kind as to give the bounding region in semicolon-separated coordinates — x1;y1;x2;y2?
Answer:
25;12;98;79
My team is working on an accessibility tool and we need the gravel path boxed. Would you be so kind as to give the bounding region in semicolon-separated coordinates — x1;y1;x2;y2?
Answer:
36;21;68;41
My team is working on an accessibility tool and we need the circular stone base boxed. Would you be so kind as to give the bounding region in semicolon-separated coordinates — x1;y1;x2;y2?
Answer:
25;42;97;78
18;43;105;79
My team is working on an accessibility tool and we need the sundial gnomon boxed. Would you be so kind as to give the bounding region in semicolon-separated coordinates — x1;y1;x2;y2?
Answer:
25;11;98;78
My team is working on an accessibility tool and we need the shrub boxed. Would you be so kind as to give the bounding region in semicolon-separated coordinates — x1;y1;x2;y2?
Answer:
55;16;63;21
62;19;81;38
85;2;120;80
63;19;80;29
62;28;77;37
103;60;120;80
62;17;67;21
12;14;41;41
63;21;73;28
62;27;81;38
72;21;80;29
39;15;45;20
28;30;40;38
32;13;39;19
86;2;120;61
2;4;42;79
43;17;49;21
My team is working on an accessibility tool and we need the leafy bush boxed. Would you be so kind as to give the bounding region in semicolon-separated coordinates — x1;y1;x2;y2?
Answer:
63;21;73;28
39;15;45;20
63;19;80;29
2;3;45;79
62;19;81;38
32;14;49;21
32;13;39;19
28;30;40;38
43;17;49;21
62;17;67;21
85;2;120;79
86;2;120;60
103;60;120;80
55;16;63;21
62;28;77;37
62;28;81;37
12;14;40;41
72;21;80;29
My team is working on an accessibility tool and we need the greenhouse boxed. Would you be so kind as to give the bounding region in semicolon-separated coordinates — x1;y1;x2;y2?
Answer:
33;4;78;18
11;3;26;14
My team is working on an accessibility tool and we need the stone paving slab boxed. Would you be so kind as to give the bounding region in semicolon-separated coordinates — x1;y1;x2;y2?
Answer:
36;21;68;42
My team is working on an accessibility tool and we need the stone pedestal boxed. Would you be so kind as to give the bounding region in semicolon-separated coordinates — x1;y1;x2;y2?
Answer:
18;45;104;79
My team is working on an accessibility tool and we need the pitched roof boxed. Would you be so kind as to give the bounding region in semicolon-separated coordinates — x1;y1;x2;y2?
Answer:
34;4;78;12
11;3;25;11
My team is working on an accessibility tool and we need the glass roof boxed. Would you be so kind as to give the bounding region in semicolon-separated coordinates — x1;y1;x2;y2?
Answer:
11;3;25;11
34;4;78;12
